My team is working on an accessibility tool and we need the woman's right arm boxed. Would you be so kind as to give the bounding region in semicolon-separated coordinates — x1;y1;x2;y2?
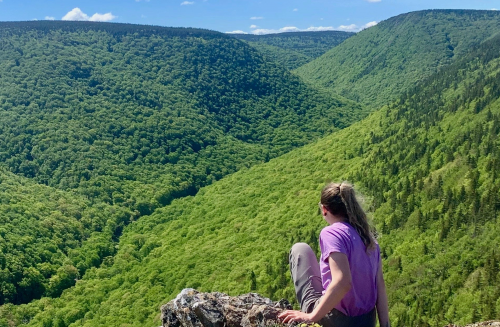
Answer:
376;258;390;327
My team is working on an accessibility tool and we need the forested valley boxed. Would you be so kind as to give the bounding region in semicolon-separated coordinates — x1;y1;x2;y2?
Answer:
1;9;500;327
0;20;364;309
296;9;500;109
231;31;354;70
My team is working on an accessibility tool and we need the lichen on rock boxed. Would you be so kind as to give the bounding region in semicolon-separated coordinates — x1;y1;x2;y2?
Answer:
160;289;292;327
446;322;500;327
161;289;500;327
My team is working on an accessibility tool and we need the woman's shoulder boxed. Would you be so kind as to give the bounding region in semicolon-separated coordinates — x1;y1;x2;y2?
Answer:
321;221;355;233
319;222;358;259
320;222;352;239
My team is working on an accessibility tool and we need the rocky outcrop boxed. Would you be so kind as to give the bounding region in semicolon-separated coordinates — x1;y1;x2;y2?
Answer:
447;323;500;327
160;289;292;327
161;289;500;327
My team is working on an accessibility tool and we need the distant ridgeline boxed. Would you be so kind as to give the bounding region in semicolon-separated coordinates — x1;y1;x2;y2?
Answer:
0;21;363;213
296;9;500;109
230;31;354;70
0;21;365;307
4;22;500;327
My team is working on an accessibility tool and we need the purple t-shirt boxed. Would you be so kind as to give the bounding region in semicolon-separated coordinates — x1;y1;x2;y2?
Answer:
319;221;380;317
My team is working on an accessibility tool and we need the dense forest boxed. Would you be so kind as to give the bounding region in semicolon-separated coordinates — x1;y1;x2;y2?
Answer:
296;9;500;109
231;31;353;70
0;168;133;305
0;21;365;307
0;21;362;211
2;14;500;327
2;9;500;327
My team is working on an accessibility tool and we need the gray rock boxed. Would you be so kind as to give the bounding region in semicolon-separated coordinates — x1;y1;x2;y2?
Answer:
162;289;499;327
446;322;500;327
161;289;291;327
241;304;283;327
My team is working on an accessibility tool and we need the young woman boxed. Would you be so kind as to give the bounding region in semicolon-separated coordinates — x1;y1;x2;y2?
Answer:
278;182;390;327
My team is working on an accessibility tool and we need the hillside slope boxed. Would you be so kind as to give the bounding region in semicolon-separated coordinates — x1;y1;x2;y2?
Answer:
231;31;354;70
296;9;500;109
0;21;363;215
0;21;364;308
0;168;132;305
6;27;500;327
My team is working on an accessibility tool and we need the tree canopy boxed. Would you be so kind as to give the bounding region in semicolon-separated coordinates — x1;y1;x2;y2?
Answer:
0;21;364;307
4;21;500;327
0;168;132;306
231;31;354;70
296;9;500;109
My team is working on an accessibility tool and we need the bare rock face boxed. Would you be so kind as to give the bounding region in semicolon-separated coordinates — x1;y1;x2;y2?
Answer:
447;322;500;327
160;289;292;327
161;289;500;327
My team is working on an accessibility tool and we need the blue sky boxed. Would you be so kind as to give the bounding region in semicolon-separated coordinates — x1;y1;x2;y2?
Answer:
0;0;498;34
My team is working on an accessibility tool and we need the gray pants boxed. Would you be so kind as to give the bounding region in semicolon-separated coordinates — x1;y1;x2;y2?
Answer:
289;243;376;327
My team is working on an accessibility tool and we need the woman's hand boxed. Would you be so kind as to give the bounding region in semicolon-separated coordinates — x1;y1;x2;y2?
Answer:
278;310;314;324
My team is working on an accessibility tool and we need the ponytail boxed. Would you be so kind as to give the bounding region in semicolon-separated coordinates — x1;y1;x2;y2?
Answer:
321;182;376;251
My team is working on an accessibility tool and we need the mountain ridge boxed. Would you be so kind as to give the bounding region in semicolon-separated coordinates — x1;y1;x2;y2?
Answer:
0;21;223;37
0;20;363;210
230;31;354;70
4;25;500;327
296;9;500;109
3;11;500;327
0;20;364;307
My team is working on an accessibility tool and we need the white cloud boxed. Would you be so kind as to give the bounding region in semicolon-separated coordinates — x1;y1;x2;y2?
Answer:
45;16;55;20
293;8;298;12
492;8;498;10
249;29;272;35
362;21;378;29
366;0;381;2
89;13;116;22
252;28;272;35
250;16;263;20
252;26;300;35
62;8;89;21
181;1;194;5
281;26;300;32
305;26;336;32
226;30;248;34
62;8;116;22
247;21;378;35
336;21;377;32
250;25;258;29
337;24;358;32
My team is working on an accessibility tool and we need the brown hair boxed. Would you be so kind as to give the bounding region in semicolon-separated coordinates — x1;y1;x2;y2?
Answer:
320;182;376;250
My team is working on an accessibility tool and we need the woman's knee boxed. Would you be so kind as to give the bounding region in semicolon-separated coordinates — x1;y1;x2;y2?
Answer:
290;242;314;257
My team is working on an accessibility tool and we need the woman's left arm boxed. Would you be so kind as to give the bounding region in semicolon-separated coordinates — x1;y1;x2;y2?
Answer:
278;252;352;324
